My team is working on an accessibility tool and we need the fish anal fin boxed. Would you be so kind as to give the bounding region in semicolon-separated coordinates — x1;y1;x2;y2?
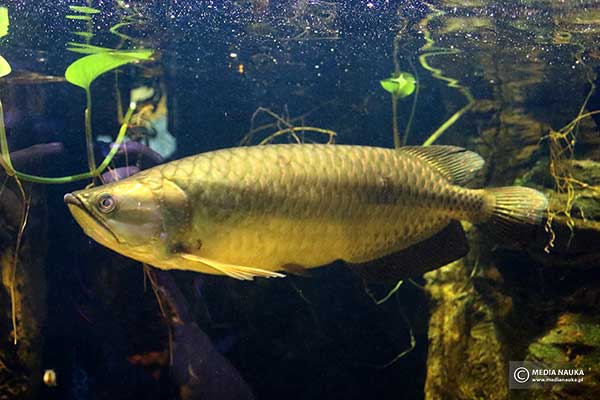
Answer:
348;220;469;283
281;263;311;277
180;253;285;280
399;145;484;185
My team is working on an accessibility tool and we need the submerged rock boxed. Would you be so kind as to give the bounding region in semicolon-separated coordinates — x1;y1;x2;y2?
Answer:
425;258;509;400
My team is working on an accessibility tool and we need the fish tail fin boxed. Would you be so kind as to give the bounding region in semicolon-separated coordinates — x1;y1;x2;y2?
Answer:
479;186;548;243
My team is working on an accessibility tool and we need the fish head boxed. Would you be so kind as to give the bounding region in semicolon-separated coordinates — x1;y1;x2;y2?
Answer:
64;175;188;258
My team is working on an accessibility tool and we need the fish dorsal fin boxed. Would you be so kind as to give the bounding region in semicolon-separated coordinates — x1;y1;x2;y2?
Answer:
180;253;285;280
399;145;484;185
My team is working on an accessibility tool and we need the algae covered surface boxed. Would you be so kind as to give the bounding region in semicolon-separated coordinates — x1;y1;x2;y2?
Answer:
422;0;600;398
0;0;598;399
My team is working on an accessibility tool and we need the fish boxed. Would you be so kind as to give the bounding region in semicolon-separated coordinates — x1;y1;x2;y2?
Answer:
64;144;548;281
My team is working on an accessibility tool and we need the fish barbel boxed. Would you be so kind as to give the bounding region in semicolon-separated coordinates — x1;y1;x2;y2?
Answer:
64;144;547;280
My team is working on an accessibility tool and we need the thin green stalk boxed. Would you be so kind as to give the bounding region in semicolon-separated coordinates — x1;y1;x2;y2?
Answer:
402;90;417;146
0;99;14;175
115;71;123;123
418;3;474;146
402;62;419;146
0;102;136;184
392;95;400;149
422;103;472;146
85;88;96;174
96;104;135;172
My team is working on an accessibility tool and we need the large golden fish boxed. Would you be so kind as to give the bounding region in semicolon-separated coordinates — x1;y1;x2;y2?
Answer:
64;144;547;280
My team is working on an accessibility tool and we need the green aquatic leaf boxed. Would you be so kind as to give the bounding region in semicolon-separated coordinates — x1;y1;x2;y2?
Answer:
0;55;11;78
66;42;113;54
69;5;101;14
72;31;94;39
380;72;416;99
109;22;135;41
66;15;91;21
66;47;105;55
0;7;8;38
65;50;153;90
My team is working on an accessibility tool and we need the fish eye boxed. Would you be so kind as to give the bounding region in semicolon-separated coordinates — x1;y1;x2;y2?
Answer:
97;193;117;213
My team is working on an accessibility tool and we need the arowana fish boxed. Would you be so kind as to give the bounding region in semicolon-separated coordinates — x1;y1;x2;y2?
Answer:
64;144;547;281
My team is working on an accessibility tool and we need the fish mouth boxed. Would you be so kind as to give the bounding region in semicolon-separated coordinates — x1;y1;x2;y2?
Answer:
64;192;120;244
63;193;82;207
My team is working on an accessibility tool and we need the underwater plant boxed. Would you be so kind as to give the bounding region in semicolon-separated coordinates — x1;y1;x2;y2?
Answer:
0;55;9;78
241;107;336;145
381;5;476;150
380;26;419;149
0;6;29;344
0;6;12;175
544;109;600;251
0;4;153;184
380;72;416;148
0;3;150;345
0;7;11;78
540;43;600;252
65;49;153;175
417;3;475;146
64;3;153;176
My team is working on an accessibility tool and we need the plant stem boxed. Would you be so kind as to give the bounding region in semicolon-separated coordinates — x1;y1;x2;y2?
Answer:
0;99;15;175
10;179;29;344
422;103;473;147
402;61;420;146
259;125;336;145
0;103;136;184
392;95;400;149
85;88;96;174
418;3;475;146
115;71;123;123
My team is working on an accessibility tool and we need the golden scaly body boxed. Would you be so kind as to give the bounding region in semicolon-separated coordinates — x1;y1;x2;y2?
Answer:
66;144;547;279
155;144;483;271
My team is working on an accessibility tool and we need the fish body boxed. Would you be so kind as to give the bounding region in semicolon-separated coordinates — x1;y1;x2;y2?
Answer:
65;144;547;280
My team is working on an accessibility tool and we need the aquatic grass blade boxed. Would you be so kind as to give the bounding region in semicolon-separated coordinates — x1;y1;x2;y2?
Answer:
66;42;114;54
68;5;101;14
72;31;94;39
66;15;92;21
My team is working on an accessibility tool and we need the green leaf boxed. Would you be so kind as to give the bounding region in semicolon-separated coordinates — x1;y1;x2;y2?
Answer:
0;7;8;38
66;15;91;20
69;5;101;14
66;47;102;55
109;22;135;41
0;55;11;78
380;72;416;99
65;50;153;90
66;42;113;54
72;31;94;39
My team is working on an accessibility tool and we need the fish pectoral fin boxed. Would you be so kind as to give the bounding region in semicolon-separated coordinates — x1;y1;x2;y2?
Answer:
179;253;285;281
